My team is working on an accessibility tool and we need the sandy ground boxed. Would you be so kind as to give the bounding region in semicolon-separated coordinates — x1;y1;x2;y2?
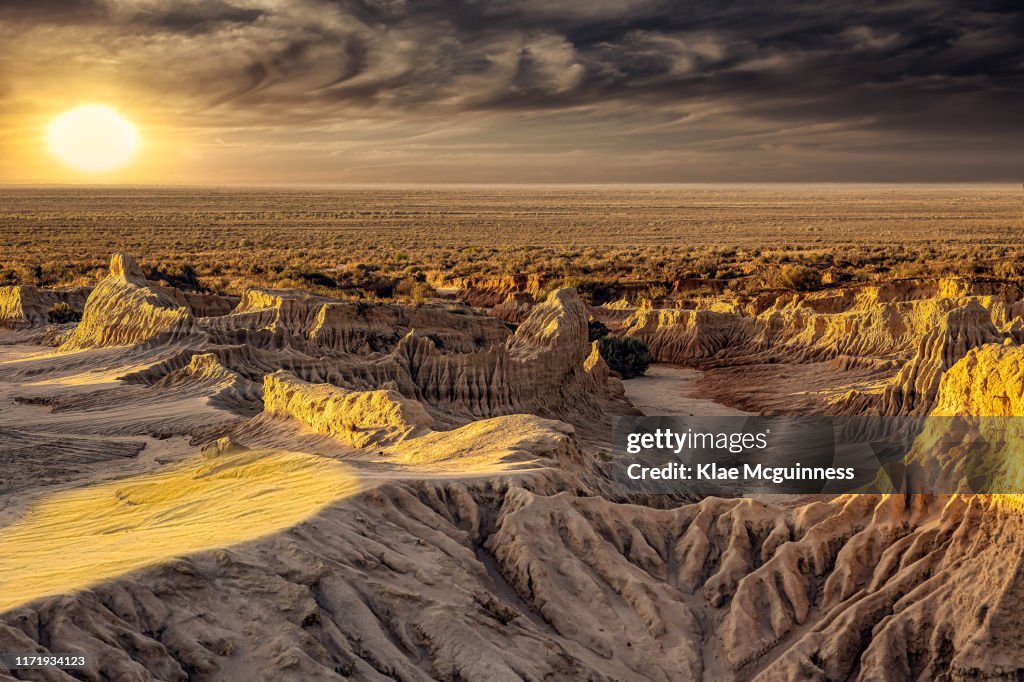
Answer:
623;365;753;416
624;367;816;509
0;450;360;613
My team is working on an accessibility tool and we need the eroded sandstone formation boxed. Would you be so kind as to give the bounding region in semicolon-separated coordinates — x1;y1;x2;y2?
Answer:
3;255;1024;681
0;285;88;330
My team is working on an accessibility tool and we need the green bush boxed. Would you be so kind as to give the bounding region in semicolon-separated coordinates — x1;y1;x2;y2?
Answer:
597;336;654;379
574;279;616;306
47;301;81;324
588;320;610;342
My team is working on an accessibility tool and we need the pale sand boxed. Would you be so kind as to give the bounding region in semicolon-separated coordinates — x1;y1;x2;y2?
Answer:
0;449;359;613
623;365;752;416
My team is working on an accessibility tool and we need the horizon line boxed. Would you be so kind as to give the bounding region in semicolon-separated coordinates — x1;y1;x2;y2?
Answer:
2;180;1021;191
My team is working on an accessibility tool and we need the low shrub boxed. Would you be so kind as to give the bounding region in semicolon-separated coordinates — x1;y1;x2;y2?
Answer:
47;301;81;324
588;320;610;342
395;276;435;304
761;264;821;291
597;336;654;379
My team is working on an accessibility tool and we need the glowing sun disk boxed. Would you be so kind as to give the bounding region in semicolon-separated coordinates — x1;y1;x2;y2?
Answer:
47;104;141;172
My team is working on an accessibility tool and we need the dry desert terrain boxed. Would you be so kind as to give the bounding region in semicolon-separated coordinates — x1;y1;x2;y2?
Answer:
1;185;1024;680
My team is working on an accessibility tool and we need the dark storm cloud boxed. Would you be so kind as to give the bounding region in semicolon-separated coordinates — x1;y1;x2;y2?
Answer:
135;1;265;35
220;1;1023;128
0;0;108;24
3;0;1022;180
13;0;1023;123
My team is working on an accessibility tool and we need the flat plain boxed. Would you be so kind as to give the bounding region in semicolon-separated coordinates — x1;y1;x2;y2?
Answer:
1;184;1021;296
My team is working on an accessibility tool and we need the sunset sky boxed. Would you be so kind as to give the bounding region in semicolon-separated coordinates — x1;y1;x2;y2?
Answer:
1;0;1021;184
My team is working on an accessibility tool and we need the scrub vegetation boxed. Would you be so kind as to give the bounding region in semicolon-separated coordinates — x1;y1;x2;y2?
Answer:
1;185;1020;304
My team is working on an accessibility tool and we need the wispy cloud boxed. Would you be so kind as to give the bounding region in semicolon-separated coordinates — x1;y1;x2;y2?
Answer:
1;0;1021;182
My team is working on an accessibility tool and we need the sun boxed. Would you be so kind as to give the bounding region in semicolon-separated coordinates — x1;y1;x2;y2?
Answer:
47;104;141;172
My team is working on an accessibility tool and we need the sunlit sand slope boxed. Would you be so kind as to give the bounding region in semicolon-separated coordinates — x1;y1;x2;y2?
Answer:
0;450;357;612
